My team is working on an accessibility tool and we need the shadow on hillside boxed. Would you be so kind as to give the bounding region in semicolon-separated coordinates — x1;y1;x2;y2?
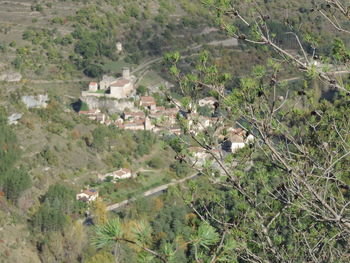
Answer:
71;100;82;112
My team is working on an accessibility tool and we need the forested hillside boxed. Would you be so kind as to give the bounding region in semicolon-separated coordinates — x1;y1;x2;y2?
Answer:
0;0;349;262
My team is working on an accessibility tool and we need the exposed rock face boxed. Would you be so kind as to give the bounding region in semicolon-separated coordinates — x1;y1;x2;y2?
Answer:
208;38;238;47
0;72;22;82
21;95;49;109
81;95;135;114
8;113;23;125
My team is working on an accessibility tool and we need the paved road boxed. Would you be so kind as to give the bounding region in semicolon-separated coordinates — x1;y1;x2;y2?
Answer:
106;173;199;211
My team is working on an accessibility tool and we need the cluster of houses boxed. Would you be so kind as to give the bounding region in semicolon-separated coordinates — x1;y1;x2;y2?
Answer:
76;189;99;203
116;96;182;133
75;76;257;203
75;126;255;203
78;94;219;135
78;109;109;125
187;127;254;166
82;68;136;99
79;81;255;153
79;68;223;136
76;168;134;202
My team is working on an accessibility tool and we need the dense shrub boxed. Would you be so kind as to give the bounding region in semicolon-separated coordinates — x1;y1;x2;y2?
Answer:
0;110;31;201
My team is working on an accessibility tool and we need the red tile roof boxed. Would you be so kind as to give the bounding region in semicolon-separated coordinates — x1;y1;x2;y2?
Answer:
140;96;156;102
110;78;130;87
124;111;145;118
124;119;145;126
79;109;99;115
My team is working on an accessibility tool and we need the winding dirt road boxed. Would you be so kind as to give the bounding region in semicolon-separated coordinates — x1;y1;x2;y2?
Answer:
106;173;199;211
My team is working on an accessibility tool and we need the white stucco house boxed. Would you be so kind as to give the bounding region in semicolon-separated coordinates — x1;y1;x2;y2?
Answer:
76;189;99;202
98;168;133;181
116;42;123;52
88;82;98;92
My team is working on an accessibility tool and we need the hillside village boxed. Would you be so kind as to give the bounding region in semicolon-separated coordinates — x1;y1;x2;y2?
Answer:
3;55;255;205
75;68;254;201
79;67;254;152
4;64;256;205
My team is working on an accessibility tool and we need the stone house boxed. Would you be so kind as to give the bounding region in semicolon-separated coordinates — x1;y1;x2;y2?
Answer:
95;113;107;124
148;111;164;121
169;126;181;135
124;119;146;130
198;97;218;108
152;106;165;112
221;134;246;153
99;75;118;90
140;96;157;110
114;168;132;179
123;111;146;121
149;107;178;125
83;68;136;99
110;78;133;98
76;189;99;202
79;109;107;124
164;107;178;116
98;168;133;181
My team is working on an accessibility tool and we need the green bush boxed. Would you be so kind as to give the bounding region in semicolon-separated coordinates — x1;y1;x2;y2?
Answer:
84;63;103;78
3;169;31;202
0;111;31;202
147;156;164;169
32;184;79;232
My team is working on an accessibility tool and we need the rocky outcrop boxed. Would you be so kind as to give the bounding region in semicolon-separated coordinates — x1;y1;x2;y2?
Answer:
0;72;22;82
81;95;136;114
22;95;49;109
8;113;23;125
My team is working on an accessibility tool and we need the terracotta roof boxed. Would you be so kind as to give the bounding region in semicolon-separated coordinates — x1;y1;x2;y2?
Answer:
231;128;246;137
164;108;178;115
149;112;163;118
140;96;156;102
229;134;245;143
89;82;98;85
124;111;145;118
79;109;99;115
124;119;144;126
110;78;130;87
143;102;156;106
153;106;165;112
